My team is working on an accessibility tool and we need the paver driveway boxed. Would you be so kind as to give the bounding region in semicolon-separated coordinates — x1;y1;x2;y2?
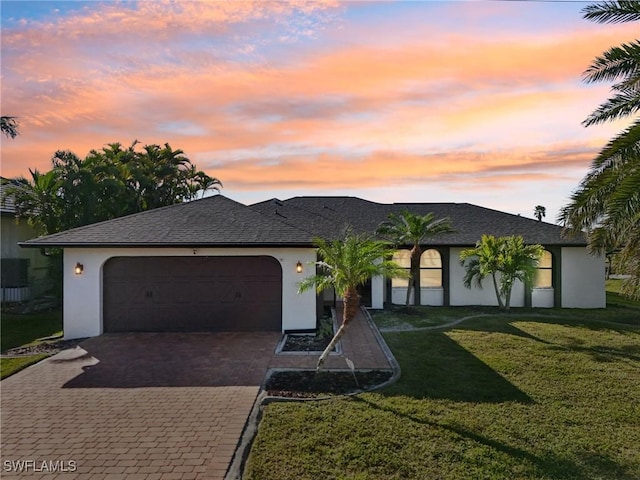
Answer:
1;332;281;480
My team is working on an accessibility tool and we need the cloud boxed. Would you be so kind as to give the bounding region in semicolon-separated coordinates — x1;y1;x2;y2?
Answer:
1;0;635;211
207;142;597;191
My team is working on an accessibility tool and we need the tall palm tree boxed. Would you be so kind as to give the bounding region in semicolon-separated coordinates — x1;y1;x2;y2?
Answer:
460;235;543;311
376;210;453;305
534;205;546;222
298;233;408;370
560;1;640;299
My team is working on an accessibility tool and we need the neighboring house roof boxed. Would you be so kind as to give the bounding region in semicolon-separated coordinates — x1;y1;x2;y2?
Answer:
0;179;18;216
20;194;586;248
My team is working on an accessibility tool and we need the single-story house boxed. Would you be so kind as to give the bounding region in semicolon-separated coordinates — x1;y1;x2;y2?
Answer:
20;195;605;340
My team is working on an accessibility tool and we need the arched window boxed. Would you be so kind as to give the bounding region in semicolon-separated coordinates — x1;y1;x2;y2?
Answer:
534;250;553;288
392;249;411;287
420;249;442;288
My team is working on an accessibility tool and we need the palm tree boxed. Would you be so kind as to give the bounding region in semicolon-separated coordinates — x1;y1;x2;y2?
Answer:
298;233;409;370
534;205;546;222
560;1;640;299
1;116;19;138
376;210;453;305
460;234;507;309
460;235;544;311
1;169;64;235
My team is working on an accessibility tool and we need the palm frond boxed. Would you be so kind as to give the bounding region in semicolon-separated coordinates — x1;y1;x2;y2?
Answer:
590;119;640;170
583;40;640;84
582;1;640;24
583;89;640;126
298;233;408;298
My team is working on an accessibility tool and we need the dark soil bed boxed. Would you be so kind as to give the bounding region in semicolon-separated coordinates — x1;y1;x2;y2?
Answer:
265;370;393;398
280;334;334;352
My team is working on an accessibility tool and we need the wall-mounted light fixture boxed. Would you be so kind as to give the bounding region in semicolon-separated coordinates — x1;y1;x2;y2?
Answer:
296;261;303;273
74;262;84;275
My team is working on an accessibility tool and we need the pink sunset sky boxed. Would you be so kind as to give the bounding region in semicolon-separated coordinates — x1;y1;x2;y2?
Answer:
1;0;636;222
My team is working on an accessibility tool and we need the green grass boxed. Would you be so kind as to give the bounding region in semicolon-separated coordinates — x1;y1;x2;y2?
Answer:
606;278;625;295
373;294;640;330
245;310;640;479
0;354;49;380
1;309;62;352
371;305;491;329
1;309;62;379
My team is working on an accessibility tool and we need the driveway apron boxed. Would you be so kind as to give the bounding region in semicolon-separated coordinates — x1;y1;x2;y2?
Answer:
1;332;281;480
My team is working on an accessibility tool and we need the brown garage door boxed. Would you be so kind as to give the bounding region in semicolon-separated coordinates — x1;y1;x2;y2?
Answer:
103;256;282;332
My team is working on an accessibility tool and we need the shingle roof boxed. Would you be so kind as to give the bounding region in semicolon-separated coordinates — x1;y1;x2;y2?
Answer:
21;195;314;247
252;196;586;247
21;194;586;248
0;179;18;216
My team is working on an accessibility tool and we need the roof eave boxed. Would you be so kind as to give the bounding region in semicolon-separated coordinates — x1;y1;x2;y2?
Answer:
19;241;316;249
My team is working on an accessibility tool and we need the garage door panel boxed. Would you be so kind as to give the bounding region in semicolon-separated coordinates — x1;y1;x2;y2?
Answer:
103;256;282;332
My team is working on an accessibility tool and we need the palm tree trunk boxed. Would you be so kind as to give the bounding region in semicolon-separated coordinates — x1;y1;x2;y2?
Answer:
405;245;421;306
504;280;513;311
405;276;414;306
317;286;360;371
491;273;504;309
411;245;421;306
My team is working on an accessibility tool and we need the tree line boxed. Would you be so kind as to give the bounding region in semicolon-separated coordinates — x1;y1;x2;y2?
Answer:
2;141;221;236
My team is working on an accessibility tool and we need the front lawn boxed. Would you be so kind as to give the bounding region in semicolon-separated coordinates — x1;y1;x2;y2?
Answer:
1;309;62;379
372;305;490;330
245;309;640;479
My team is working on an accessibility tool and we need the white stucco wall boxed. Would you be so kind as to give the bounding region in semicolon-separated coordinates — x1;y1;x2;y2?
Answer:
561;247;606;308
371;274;384;309
389;287;443;306
532;288;554;308
63;247;317;340
420;288;444;306
391;287;413;305
449;248;525;307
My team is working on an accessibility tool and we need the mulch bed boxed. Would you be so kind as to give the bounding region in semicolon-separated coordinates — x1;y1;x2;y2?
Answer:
2;338;86;357
280;334;334;352
265;370;393;398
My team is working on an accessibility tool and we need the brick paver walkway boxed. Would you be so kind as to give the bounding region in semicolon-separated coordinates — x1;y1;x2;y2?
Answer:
268;305;392;371
1;308;391;479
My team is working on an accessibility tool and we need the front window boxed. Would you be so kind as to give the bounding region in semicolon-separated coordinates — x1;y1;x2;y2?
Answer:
534;250;553;288
392;249;411;287
420;249;442;287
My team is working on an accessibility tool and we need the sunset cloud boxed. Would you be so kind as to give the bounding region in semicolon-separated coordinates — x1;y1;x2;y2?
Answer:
208;143;596;189
1;1;636;220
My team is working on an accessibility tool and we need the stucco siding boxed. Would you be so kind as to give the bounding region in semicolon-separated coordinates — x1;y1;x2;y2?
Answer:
420;288;444;306
389;287;444;306
561;248;606;308
63;247;317;340
371;274;384;309
449;248;525;307
532;288;554;308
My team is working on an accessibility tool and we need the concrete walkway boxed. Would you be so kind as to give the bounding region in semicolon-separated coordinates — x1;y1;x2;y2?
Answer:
1;308;391;480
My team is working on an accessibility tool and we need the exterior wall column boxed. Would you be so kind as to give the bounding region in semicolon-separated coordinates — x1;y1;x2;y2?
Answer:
371;273;384;309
